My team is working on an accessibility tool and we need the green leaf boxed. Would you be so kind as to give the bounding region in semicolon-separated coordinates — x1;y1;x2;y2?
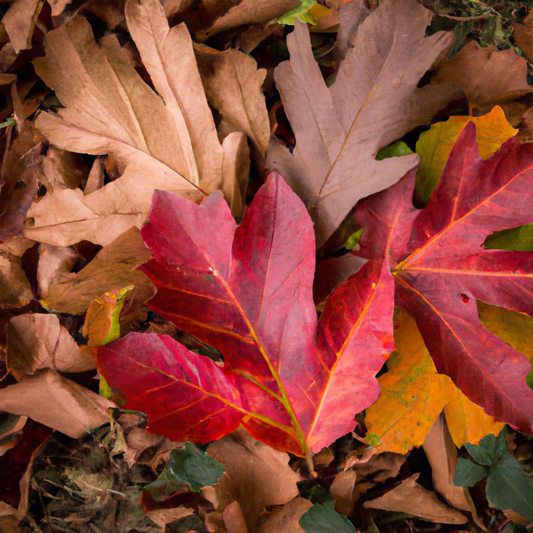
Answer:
300;501;355;533
277;0;317;25
464;428;507;467
145;443;225;501
484;223;533;251
453;458;490;487
487;454;533;522
345;228;364;251
376;141;414;161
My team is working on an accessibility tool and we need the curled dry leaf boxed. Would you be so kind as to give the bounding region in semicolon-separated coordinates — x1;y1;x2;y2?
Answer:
206;429;299;532
432;41;532;113
267;0;460;246
39;227;155;316
29;0;250;246
257;497;312;533
6;313;96;377
195;0;300;41
364;473;468;524
195;47;270;158
0;369;115;438
1;0;43;53
0;238;33;309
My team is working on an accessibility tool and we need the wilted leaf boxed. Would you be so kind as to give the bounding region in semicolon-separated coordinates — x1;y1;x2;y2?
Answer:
257;497;312;533
1;0;43;53
432;41;532;112
83;285;134;346
0;369;115;437
299;501;355;533
40;227;155;316
364;474;467;524
514;11;533;64
98;173;395;456
267;0;460;246
6;313;95;377
207;429;300;531
30;1;249;246
415;106;518;203
0;238;33;309
354;124;533;433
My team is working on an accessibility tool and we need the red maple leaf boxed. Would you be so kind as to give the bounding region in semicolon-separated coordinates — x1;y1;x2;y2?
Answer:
97;173;394;456
354;122;533;433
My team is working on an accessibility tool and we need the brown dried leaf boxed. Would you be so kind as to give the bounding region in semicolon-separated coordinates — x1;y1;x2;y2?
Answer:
196;47;270;156
196;0;300;41
1;0;43;53
0;238;33;309
223;501;249;533
267;0;460;246
207;428;299;532
364;473;468;524
36;243;77;297
256;497;312;533
330;469;357;517
432;41;532;112
31;7;248;245
39;227;155;315
6;313;95;377
0;368;115;438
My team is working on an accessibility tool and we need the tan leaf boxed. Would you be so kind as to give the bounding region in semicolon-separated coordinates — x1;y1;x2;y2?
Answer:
6;313;95;377
432;41;532;112
267;0;460;246
0;238;33;309
196;0;300;41
1;0;43;53
223;501;249;533
330;469;357;517
39;227;156;315
196;47;270;156
257;497;312;533
514;11;533;64
207;428;299;532
0;368;115;438
31;7;248;246
146;507;194;529
364;473;468;524
36;244;77;297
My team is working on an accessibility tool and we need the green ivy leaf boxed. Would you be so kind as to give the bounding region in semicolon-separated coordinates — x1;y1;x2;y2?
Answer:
453;458;490;487
300;501;355;533
464;428;507;467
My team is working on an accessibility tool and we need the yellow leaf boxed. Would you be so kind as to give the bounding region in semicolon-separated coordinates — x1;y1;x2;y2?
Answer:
444;385;505;449
365;309;450;454
416;106;517;203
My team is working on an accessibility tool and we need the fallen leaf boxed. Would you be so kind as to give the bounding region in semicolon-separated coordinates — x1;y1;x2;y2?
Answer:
36;243;77;297
0;369;115;438
422;414;475;513
299;500;355;533
30;2;249;246
267;0;460;246
1;0;43;53
354;124;533;433
6;313;96;377
364;309;451;454
432;41;532;112
196;0;300;41
415;106;518;203
195;47;270;157
364;473;468;524
330;0;370;64
514;11;533;64
39;227;156;316
0;238;33;309
98;173;395;456
223;501;249;533
330;469;357;517
207;429;300;531
257;497;312;533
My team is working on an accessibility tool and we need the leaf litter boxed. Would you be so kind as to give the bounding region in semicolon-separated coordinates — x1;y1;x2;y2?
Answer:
0;0;533;531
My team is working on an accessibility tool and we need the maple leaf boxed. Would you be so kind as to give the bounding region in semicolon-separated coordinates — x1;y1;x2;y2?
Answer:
354;123;533;433
266;0;461;247
28;0;251;246
97;173;395;457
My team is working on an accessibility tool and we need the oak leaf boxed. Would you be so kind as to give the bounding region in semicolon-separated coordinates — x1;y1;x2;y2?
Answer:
354;123;533;433
29;0;250;246
266;0;461;246
97;172;395;457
